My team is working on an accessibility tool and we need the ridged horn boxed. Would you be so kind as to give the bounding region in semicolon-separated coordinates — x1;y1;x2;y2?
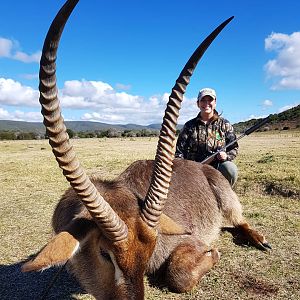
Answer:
141;16;234;227
39;0;128;241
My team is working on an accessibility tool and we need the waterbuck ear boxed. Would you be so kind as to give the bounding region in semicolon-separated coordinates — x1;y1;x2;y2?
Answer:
159;214;191;235
22;231;79;272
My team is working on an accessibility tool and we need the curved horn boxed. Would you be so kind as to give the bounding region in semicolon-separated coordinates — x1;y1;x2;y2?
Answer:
39;0;128;241
142;16;234;227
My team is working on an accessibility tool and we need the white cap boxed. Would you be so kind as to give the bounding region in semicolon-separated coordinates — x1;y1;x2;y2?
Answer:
197;88;217;101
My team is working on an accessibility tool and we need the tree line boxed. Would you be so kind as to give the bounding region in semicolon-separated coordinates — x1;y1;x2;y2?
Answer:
0;128;179;140
0;131;41;140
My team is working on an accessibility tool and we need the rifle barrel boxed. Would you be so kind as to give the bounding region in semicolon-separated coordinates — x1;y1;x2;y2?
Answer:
200;115;271;164
244;115;270;135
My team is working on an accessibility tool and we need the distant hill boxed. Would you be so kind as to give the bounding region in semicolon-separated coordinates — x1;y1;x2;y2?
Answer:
233;104;300;133
0;104;299;135
0;120;163;135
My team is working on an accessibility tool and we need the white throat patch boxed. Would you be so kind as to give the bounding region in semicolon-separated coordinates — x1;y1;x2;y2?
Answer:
108;251;125;286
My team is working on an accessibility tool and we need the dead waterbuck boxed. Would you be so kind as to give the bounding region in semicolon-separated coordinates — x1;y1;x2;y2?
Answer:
22;0;271;299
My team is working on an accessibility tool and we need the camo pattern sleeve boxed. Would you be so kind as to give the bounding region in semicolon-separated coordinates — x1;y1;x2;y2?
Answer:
221;118;239;161
175;117;197;159
175;123;189;159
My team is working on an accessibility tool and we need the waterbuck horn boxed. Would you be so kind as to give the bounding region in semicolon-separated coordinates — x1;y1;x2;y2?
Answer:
39;0;128;241
142;16;234;227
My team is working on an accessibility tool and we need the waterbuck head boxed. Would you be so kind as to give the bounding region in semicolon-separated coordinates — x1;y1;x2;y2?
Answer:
22;0;233;298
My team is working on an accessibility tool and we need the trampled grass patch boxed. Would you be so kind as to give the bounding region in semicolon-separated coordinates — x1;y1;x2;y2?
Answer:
0;133;299;299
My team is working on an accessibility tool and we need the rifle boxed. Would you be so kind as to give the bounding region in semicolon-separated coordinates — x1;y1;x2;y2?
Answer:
201;115;271;165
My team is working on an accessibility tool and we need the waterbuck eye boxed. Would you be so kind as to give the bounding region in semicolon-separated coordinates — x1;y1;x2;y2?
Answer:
100;249;112;262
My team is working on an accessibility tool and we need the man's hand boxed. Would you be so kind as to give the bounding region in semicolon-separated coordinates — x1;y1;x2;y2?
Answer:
217;151;227;161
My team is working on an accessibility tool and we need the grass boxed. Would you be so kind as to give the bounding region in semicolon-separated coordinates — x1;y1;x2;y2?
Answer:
235;130;300;198
0;133;299;299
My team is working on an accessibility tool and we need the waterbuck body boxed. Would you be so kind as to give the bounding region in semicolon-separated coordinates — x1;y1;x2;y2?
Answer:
27;159;267;298
22;1;270;299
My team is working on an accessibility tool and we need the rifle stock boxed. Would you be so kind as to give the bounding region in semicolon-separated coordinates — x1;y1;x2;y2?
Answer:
201;115;271;165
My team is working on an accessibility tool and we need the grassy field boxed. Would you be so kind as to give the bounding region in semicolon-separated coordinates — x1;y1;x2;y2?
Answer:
0;132;299;299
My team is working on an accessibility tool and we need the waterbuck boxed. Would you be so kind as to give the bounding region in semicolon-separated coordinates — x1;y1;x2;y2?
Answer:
22;0;270;299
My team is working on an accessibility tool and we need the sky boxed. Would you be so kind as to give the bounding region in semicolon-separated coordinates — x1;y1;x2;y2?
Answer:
0;0;300;126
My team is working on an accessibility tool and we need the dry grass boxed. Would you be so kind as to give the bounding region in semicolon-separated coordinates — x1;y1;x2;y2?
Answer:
0;133;299;299
236;130;300;198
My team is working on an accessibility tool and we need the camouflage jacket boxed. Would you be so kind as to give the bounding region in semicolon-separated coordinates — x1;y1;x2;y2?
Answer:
175;114;238;163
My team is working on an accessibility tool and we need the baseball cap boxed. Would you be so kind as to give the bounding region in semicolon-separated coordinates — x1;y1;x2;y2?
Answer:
197;88;217;101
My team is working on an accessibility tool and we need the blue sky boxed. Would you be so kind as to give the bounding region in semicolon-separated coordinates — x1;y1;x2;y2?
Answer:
0;0;299;125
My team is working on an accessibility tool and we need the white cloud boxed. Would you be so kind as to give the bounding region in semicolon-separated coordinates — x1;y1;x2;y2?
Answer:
0;74;204;125
0;38;12;57
12;110;42;121
81;112;127;123
115;83;131;91
63;80;102;98
264;32;300;90
0;37;40;63
177;96;199;124
0;107;42;122
275;77;300;89
0;78;39;106
13;50;41;63
263;99;273;107
0;107;10;119
242;114;268;122
67;79;193;125
278;102;299;113
146;93;198;125
162;93;170;103
0;77;192;125
21;73;39;80
261;99;273;110
60;80;144;112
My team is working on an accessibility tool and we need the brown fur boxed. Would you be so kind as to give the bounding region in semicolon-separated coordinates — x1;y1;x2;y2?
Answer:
23;158;268;299
165;242;220;293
